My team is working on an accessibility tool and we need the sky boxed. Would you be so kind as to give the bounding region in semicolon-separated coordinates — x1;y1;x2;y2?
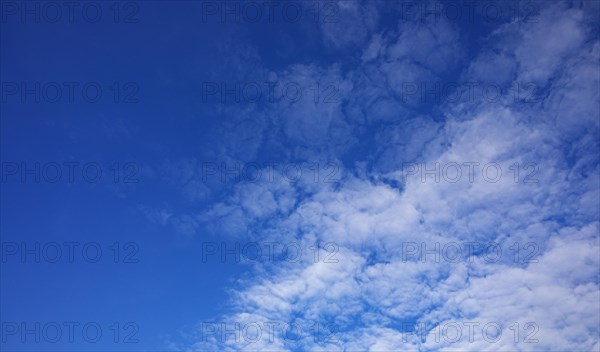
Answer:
1;0;599;351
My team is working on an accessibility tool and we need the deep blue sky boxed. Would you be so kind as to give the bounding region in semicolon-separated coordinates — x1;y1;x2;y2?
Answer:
1;1;599;351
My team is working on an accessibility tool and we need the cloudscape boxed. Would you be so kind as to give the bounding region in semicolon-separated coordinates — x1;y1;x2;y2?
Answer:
1;0;599;351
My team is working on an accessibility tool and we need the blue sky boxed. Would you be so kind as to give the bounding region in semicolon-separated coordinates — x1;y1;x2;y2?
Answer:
1;0;599;351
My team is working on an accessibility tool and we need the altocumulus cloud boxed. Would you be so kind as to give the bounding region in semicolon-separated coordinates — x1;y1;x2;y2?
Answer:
160;1;599;351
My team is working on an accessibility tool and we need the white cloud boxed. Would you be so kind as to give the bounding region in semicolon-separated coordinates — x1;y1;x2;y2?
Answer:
171;2;600;350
